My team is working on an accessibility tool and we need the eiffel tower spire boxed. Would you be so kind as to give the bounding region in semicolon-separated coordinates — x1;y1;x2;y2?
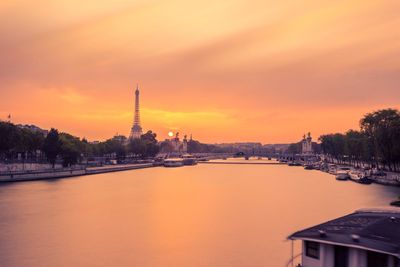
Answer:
129;84;143;139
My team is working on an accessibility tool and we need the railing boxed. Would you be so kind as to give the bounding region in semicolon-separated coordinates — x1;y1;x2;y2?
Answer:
285;253;302;267
0;166;86;176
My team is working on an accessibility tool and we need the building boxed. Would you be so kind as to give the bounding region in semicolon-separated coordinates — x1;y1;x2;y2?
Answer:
129;85;143;139
169;132;188;154
302;132;313;155
16;124;48;136
288;209;400;267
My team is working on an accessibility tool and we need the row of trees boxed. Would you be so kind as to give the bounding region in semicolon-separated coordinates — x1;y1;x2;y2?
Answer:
0;121;160;167
319;109;400;171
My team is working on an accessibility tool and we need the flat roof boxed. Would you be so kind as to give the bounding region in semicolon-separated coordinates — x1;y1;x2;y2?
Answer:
289;209;400;258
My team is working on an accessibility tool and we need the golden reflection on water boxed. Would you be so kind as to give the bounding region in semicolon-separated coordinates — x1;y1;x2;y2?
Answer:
0;159;399;267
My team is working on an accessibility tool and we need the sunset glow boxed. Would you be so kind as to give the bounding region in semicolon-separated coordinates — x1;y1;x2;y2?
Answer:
1;0;400;142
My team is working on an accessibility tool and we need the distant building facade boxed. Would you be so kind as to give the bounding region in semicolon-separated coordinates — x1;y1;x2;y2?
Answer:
160;132;188;155
129;85;143;139
169;132;188;154
302;132;313;155
16;124;48;136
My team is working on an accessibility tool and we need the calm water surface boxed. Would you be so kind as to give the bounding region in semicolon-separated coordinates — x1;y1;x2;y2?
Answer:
1;158;399;267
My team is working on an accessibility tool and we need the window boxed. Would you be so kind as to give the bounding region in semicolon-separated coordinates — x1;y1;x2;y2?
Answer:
334;246;349;267
305;241;320;259
367;251;388;267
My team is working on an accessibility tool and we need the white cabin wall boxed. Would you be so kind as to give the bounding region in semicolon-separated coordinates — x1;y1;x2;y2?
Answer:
302;252;321;267
321;244;334;267
348;248;365;266
301;242;334;267
301;241;399;267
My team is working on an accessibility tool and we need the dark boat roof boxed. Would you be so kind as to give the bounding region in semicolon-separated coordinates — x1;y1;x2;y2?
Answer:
289;208;400;258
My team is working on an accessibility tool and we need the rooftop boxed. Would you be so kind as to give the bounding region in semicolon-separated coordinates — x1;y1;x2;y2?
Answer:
289;208;400;258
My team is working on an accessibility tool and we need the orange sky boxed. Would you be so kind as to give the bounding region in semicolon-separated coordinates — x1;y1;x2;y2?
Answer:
1;0;400;143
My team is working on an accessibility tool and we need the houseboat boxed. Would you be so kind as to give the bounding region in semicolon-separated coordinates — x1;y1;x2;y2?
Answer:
163;158;184;167
288;208;400;267
349;170;373;184
336;170;350;180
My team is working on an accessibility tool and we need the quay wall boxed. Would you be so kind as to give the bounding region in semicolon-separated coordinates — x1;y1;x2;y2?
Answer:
0;163;154;183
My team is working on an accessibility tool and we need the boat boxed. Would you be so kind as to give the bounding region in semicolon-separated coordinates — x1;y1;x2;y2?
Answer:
349;170;365;180
288;208;400;267
152;158;164;166
304;164;314;170
328;164;337;174
312;163;321;170
182;158;197;166
163;158;184;167
358;177;373;184
349;170;372;184
336;170;350;180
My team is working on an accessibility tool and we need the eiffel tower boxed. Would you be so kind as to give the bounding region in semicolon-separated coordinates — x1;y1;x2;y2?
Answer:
129;85;143;139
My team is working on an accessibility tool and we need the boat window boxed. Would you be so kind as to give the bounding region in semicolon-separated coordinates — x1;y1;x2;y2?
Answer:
305;241;320;259
334;246;349;267
367;251;388;267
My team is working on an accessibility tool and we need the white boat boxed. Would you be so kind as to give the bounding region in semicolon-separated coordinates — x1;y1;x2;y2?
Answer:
349;170;365;180
163;158;184;167
336;170;350;180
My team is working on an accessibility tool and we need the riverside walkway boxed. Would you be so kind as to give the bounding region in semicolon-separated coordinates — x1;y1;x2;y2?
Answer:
199;161;284;165
0;163;154;183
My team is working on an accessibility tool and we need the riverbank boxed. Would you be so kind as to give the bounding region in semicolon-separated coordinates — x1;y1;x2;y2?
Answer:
0;163;155;183
199;161;284;165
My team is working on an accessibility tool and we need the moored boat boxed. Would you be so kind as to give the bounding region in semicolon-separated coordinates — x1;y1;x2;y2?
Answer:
358;177;373;184
304;164;314;170
163;158;184;167
288;208;400;267
336;170;350;180
182;158;197;166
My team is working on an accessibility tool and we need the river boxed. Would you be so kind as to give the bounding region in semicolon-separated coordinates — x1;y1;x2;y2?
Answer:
1;158;399;267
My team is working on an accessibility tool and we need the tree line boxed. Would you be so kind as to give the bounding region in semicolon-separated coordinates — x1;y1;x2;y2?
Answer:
0;121;159;167
319;109;400;172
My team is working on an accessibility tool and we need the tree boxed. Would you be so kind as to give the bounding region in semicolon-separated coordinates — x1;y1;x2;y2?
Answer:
59;133;83;167
345;130;368;167
0;121;20;158
360;109;400;171
42;128;62;167
127;138;146;158
141;131;159;157
319;133;346;163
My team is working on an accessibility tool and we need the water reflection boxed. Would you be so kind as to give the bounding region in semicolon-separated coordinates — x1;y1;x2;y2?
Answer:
0;160;399;267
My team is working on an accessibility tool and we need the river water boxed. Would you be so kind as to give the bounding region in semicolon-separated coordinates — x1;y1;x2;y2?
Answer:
1;158;399;267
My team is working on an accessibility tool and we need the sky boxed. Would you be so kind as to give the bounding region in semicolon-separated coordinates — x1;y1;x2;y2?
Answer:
1;0;400;143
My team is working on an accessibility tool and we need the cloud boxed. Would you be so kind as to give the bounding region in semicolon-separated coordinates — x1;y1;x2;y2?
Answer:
1;0;400;142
